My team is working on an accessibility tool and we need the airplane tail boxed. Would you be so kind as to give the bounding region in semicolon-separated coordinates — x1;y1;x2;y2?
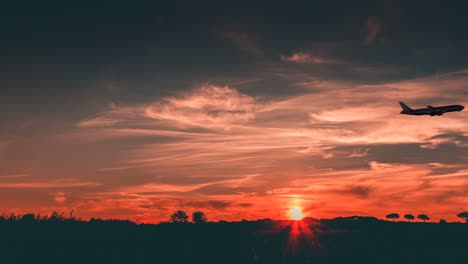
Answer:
399;102;412;111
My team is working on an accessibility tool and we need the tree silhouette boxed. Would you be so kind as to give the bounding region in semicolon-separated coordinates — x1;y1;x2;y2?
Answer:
192;211;207;224
417;214;430;222
457;212;468;223
49;211;66;222
404;214;414;222
386;213;399;222
170;210;189;223
20;213;36;223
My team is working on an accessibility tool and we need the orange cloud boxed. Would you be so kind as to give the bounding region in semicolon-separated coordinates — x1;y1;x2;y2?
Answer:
0;174;31;179
51;191;67;203
0;179;102;188
0;140;13;153
145;84;256;128
44;70;468;222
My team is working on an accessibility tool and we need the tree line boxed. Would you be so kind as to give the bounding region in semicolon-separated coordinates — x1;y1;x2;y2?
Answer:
169;210;207;224
385;212;468;223
2;210;468;224
168;210;468;224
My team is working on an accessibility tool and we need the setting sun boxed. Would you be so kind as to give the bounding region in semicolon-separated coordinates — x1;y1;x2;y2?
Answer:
290;206;304;220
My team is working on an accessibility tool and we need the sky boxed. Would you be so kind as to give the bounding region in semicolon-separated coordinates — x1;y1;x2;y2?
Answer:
1;1;468;223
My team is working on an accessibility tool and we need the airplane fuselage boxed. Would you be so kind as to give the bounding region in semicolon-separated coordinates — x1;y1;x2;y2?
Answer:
400;104;464;116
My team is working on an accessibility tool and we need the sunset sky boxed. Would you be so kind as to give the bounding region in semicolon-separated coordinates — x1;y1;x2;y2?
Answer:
1;1;467;223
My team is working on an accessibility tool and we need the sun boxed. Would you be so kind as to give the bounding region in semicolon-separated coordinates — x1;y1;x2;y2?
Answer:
290;206;303;220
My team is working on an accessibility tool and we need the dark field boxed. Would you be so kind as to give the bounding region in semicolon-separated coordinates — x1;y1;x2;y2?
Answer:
1;217;467;264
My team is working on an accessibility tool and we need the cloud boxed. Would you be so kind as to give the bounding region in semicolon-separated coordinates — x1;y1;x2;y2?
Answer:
422;132;468;149
75;71;468;177
51;191;67;203
363;16;381;45
339;185;373;199
61;70;468;221
218;25;262;56
0;179;102;189
0;174;31;179
309;107;388;122
77;70;468;147
0;140;13;154
119;183;213;194
76;105;147;128
348;148;370;158
280;52;341;64
145;84;256;128
184;200;232;210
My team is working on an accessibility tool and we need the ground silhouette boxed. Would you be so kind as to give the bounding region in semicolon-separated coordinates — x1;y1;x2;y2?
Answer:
1;213;468;264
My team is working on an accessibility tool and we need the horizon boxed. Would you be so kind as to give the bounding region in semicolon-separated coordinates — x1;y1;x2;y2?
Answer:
2;210;466;224
1;1;468;224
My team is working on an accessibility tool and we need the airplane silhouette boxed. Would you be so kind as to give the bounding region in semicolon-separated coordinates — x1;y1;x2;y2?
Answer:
399;102;464;116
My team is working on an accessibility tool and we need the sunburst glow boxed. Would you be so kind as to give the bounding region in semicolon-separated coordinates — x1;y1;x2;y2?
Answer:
290;206;303;220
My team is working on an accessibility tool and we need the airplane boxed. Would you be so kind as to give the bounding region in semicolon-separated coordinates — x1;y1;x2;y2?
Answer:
399;102;464;116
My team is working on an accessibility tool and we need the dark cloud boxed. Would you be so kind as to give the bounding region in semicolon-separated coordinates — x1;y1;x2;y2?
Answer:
154;175;239;186
370;143;467;165
185;200;232;210
425;132;468;147
193;184;253;196
218;24;263;56
363;16;382;45
431;190;467;204
309;153;372;171
338;185;374;199
327;139;467;170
